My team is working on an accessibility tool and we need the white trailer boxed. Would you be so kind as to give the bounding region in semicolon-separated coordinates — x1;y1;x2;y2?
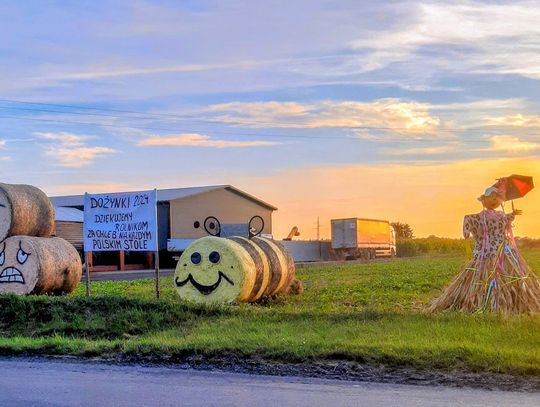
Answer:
331;218;396;260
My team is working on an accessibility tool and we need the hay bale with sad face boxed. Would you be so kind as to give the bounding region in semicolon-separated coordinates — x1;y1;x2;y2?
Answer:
174;236;302;304
0;236;82;295
0;182;82;295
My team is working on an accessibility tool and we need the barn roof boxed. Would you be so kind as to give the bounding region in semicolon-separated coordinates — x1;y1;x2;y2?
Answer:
50;185;277;211
54;206;84;222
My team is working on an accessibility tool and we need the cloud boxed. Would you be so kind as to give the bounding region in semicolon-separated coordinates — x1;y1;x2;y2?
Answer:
485;135;540;153
137;133;279;148
35;132;115;167
203;99;441;133
41;62;238;81
351;2;540;79
380;145;457;156
36;132;89;145
0;139;10;160
485;114;540;128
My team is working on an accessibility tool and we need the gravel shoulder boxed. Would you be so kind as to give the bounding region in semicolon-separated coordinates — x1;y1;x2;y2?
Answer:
36;353;540;393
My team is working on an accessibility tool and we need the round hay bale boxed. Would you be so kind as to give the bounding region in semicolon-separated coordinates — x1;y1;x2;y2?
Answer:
174;236;256;304
272;240;298;295
0;183;55;241
229;236;270;301
0;236;82;295
251;237;289;296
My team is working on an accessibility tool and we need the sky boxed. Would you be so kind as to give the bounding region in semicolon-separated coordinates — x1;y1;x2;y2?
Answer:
1;0;540;239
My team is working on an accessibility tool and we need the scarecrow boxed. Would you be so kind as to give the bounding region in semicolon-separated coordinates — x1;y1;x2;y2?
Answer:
430;175;540;313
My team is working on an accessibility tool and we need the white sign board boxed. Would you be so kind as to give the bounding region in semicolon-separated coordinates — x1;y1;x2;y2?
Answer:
84;190;157;252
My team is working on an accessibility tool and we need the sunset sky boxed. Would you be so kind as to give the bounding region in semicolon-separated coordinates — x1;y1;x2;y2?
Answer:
1;1;540;239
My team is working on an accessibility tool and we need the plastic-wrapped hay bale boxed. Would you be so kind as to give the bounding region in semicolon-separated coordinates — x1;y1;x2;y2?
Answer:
174;236;258;304
0;236;82;295
0;183;55;241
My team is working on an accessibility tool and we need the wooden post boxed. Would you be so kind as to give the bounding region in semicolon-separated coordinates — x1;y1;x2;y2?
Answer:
85;251;91;297
155;251;160;299
154;189;160;299
119;250;125;271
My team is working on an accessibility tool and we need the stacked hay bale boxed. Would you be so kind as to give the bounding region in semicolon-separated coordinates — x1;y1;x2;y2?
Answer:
0;183;82;295
0;183;55;241
174;236;303;304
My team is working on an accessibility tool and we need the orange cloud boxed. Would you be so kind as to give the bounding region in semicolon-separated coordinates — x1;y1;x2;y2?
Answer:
485;135;540;153
138;133;279;148
486;113;540;127
204;99;441;133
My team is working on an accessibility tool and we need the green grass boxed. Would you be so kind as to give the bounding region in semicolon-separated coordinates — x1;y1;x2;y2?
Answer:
0;250;539;375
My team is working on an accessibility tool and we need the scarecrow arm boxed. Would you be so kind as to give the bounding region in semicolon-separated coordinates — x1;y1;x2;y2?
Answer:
463;215;473;239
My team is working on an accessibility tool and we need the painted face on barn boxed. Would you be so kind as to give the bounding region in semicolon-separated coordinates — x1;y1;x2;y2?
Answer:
174;236;254;304
0;192;11;241
0;237;38;294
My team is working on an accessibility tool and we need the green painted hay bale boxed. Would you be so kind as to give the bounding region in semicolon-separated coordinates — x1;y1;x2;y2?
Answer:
174;236;256;304
173;236;302;304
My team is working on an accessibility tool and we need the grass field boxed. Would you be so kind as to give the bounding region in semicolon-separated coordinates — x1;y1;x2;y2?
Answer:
0;250;539;376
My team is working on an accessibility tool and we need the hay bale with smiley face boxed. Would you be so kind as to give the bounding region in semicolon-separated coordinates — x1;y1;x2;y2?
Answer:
174;236;302;304
0;236;82;295
0;183;55;241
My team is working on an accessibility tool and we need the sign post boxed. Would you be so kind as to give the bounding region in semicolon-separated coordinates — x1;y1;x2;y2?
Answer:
84;190;158;297
84;193;91;297
154;189;160;299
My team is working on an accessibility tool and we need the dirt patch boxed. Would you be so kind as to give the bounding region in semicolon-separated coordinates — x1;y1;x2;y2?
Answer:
109;352;540;393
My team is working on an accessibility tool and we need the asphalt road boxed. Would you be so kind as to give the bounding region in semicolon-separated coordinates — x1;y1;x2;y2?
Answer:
0;358;538;407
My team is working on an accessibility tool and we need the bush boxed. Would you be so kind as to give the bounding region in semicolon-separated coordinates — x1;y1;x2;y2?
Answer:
397;237;472;257
515;237;540;250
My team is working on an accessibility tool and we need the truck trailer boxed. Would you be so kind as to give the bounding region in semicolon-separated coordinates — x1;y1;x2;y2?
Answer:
331;218;396;260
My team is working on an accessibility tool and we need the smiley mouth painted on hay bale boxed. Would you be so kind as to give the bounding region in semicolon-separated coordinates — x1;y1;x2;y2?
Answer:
175;271;234;295
0;267;25;284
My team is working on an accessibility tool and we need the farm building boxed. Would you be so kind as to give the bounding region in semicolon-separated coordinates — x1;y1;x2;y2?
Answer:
53;206;84;251
49;185;277;271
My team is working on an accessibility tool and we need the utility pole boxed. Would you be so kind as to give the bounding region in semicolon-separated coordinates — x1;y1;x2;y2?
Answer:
316;216;320;241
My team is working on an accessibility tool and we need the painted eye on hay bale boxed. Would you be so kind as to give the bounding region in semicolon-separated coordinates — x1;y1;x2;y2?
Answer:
0;236;82;295
0;183;55;241
191;252;202;265
173;236;302;304
209;251;220;264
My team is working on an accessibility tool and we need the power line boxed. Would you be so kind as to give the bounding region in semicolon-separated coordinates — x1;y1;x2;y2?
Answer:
0;114;333;140
0;98;538;135
1;113;538;145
